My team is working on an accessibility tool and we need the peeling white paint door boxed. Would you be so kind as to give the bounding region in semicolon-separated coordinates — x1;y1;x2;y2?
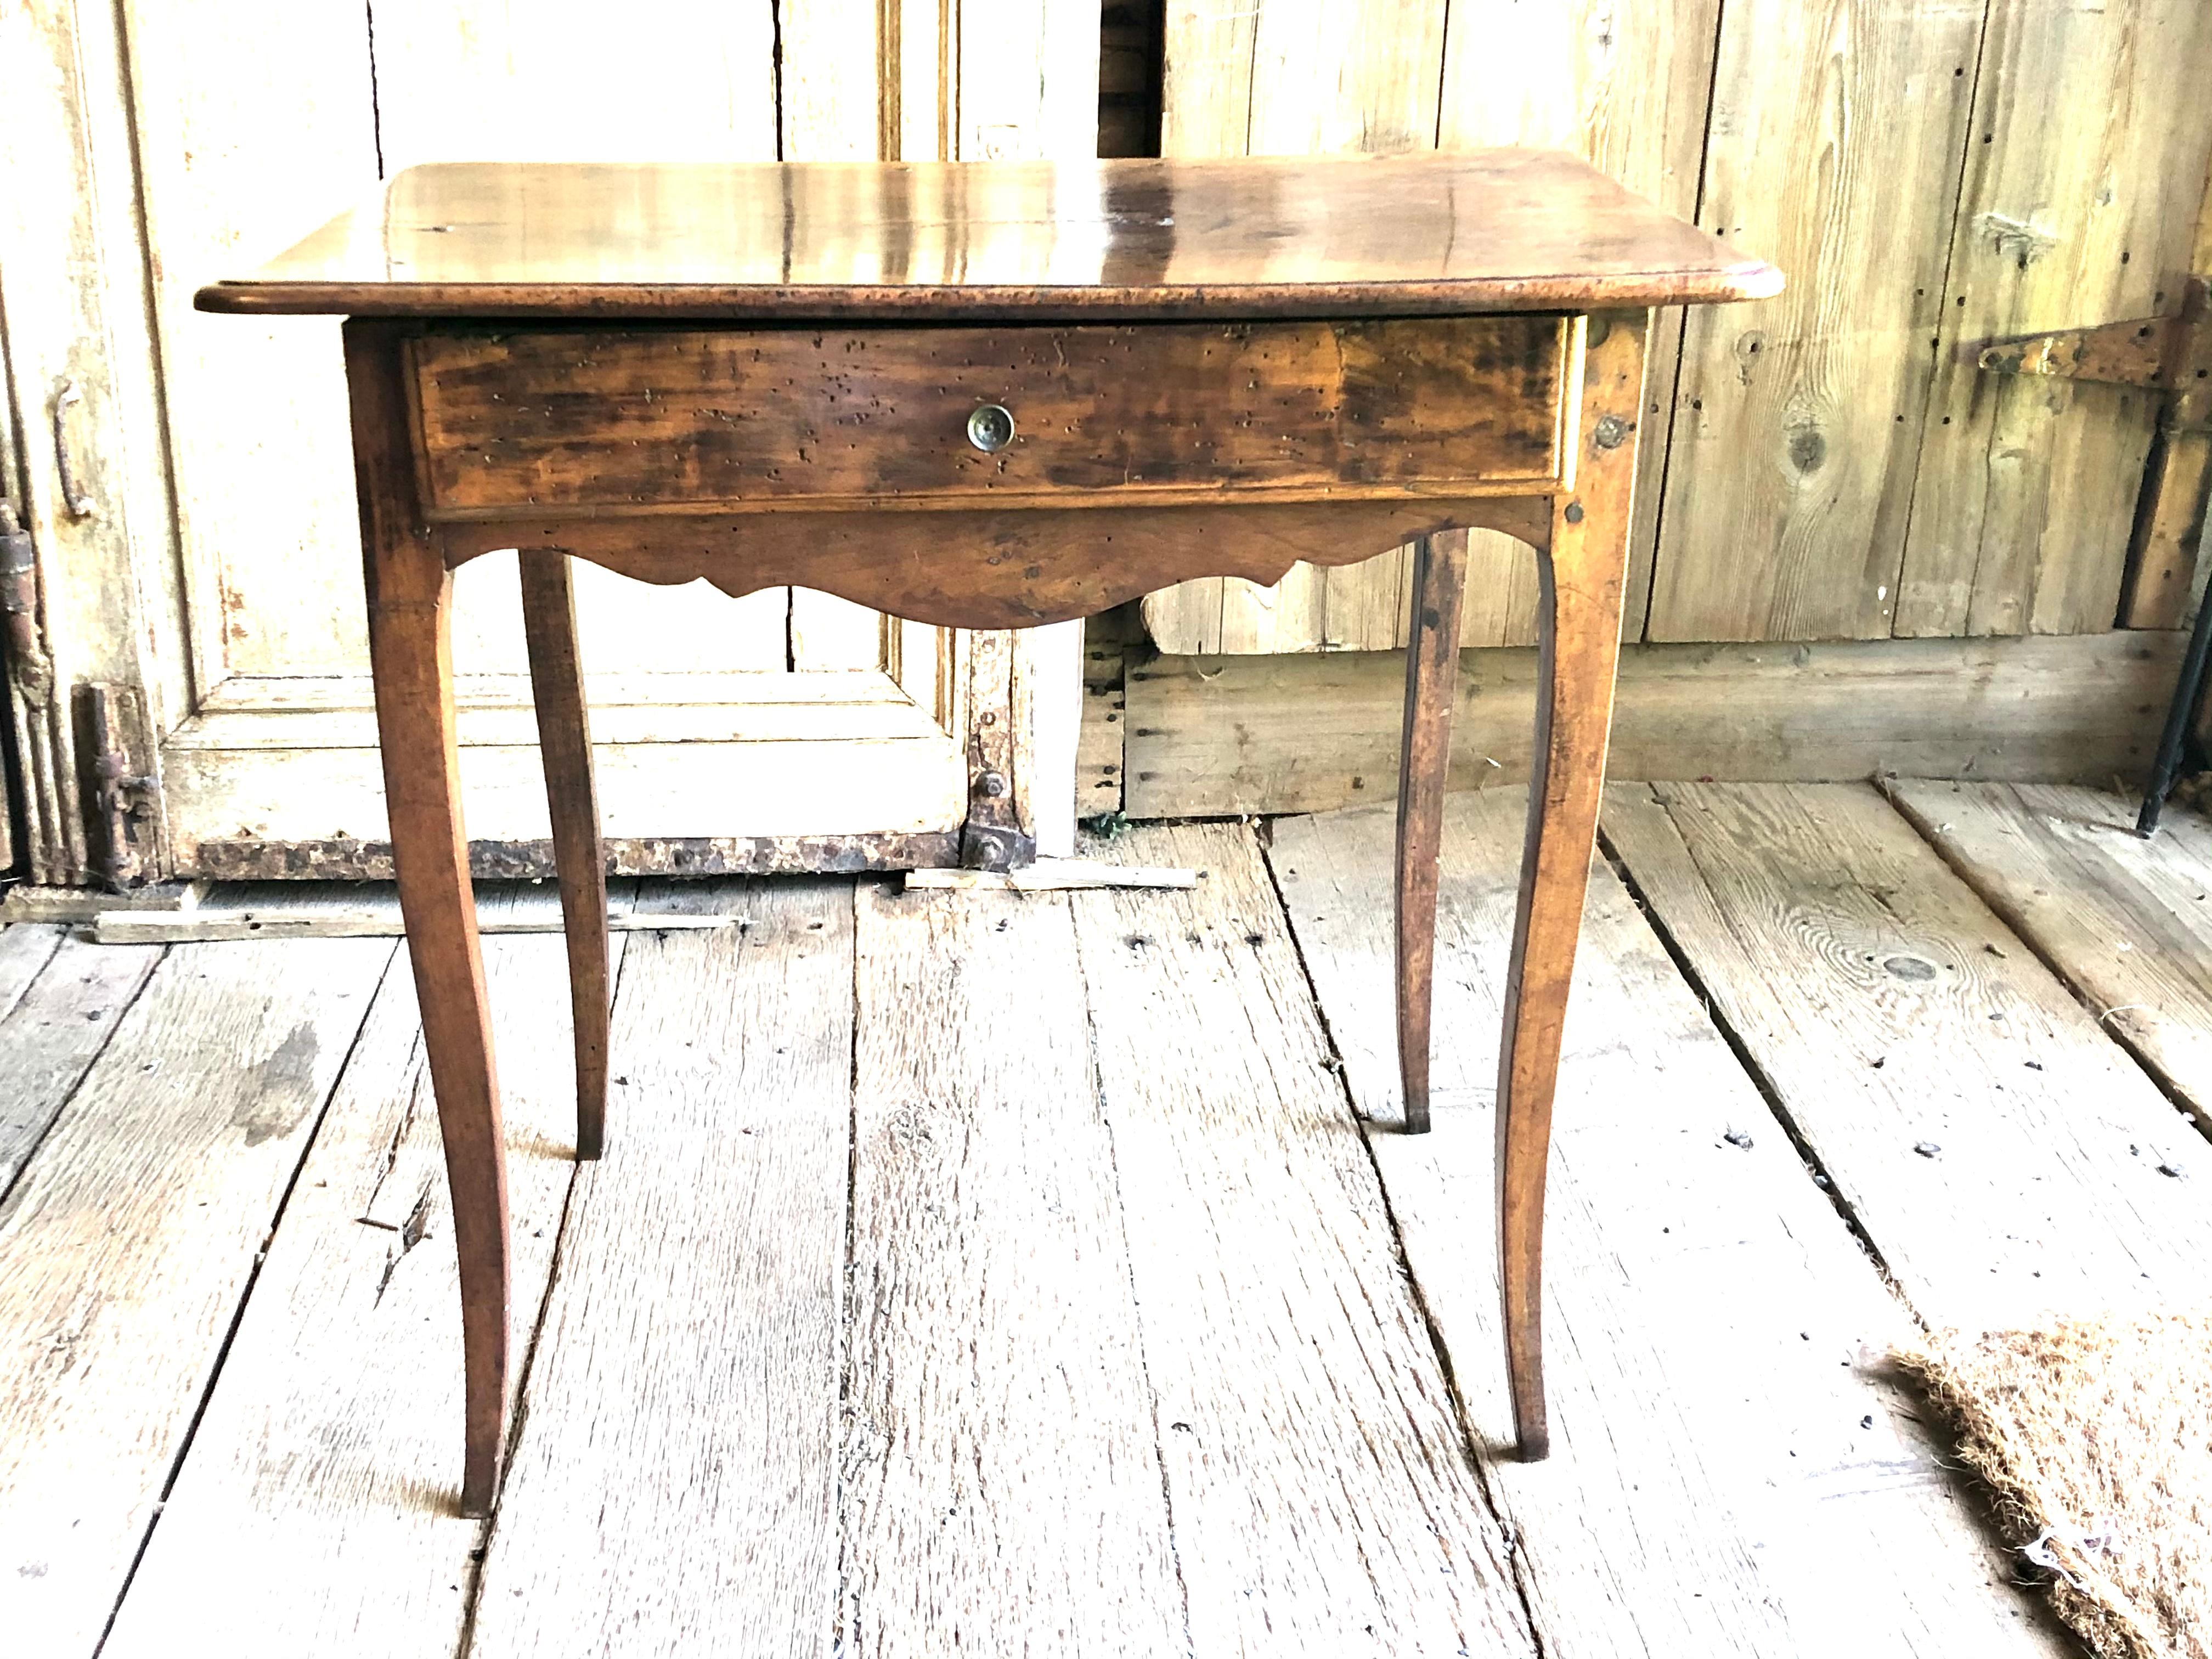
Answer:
1;0;1092;882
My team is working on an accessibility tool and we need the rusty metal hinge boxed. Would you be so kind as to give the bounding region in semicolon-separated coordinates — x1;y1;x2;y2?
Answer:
0;503;55;710
82;684;157;891
1975;277;2212;432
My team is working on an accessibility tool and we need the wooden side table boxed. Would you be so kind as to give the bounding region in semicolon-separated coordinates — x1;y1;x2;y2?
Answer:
201;152;1778;1514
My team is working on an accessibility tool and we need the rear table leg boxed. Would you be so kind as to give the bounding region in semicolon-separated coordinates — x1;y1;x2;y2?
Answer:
520;551;611;1160
1395;532;1470;1137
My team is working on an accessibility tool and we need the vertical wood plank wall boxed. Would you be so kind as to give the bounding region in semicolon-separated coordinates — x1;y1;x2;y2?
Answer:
1143;0;2212;654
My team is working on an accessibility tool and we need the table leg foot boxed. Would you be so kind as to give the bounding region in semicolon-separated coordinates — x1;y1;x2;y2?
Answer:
1394;533;1470;1137
520;551;611;1162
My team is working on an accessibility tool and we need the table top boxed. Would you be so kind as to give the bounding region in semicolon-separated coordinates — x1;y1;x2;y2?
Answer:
196;151;1780;323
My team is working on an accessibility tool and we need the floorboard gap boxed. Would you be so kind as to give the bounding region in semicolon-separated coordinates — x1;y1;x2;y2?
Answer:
1067;882;1199;1658
1596;814;1917;1314
1879;777;2212;1147
460;899;651;1655
0;940;168;1212
92;939;403;1658
1255;823;1551;1657
835;876;861;1657
0;924;69;1025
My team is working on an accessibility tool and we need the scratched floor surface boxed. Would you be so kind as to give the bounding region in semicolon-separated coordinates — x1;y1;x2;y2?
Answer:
7;783;2206;1657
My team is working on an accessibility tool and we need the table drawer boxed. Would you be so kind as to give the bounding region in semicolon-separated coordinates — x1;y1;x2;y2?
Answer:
408;317;1572;517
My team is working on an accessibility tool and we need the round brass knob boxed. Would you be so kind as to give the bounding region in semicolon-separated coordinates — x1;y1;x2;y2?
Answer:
966;403;1016;454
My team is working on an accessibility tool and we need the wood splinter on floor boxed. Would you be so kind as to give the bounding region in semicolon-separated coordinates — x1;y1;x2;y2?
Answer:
902;859;1198;893
89;910;737;945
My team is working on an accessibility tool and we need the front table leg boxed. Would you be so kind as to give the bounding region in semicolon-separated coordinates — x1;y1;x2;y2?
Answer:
1495;312;1643;1461
349;321;511;1516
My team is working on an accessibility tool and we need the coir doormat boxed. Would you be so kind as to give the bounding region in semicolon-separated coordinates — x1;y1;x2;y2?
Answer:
1899;1313;2210;1659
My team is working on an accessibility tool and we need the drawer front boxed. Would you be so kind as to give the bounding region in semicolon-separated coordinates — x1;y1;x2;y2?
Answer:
409;317;1570;517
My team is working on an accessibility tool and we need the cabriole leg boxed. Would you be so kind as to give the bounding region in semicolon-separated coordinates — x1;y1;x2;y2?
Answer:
1497;312;1645;1461
348;320;511;1516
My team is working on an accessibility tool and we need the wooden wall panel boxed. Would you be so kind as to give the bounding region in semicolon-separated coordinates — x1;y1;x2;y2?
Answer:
1144;0;1448;657
1144;0;1719;655
1437;0;1720;647
1148;0;2212;655
1645;0;1983;643
2119;168;2212;630
1159;0;1256;160
1895;0;2212;638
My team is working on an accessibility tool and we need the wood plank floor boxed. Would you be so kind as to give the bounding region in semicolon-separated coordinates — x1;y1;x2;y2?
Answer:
5;784;2202;1655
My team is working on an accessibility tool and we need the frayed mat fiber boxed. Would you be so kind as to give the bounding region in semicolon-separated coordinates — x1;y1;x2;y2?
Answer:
1898;1313;2210;1659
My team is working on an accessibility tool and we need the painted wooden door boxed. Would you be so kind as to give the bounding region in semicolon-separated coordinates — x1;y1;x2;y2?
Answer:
0;0;1095;885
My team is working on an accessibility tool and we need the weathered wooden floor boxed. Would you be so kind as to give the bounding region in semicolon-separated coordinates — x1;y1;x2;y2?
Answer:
7;782;2209;1657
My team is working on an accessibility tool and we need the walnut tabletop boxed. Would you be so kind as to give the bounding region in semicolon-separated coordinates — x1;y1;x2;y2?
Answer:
201;149;1780;1517
195;150;1779;320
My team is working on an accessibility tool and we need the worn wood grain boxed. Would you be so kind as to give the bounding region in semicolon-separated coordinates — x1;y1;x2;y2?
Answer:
1648;0;1980;642
2119;174;2212;630
2;0;188;880
1604;782;2212;1328
467;878;849;1658
844;879;1182;1653
1892;781;2212;1132
99;922;619;1659
161;685;973;875
1076;642;1126;819
0;924;66;1023
200;153;1779;320
0;931;164;1197
900;859;1193;891
1070;820;1537;1655
438;496;1553;632
0;936;391;1657
1245;0;1445;160
1122;629;2183;818
923;0;1097;872
411;317;1568;515
1897;0;2212;638
1159;0;1257;163
1271;793;2072;1657
2120;416;2212;630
